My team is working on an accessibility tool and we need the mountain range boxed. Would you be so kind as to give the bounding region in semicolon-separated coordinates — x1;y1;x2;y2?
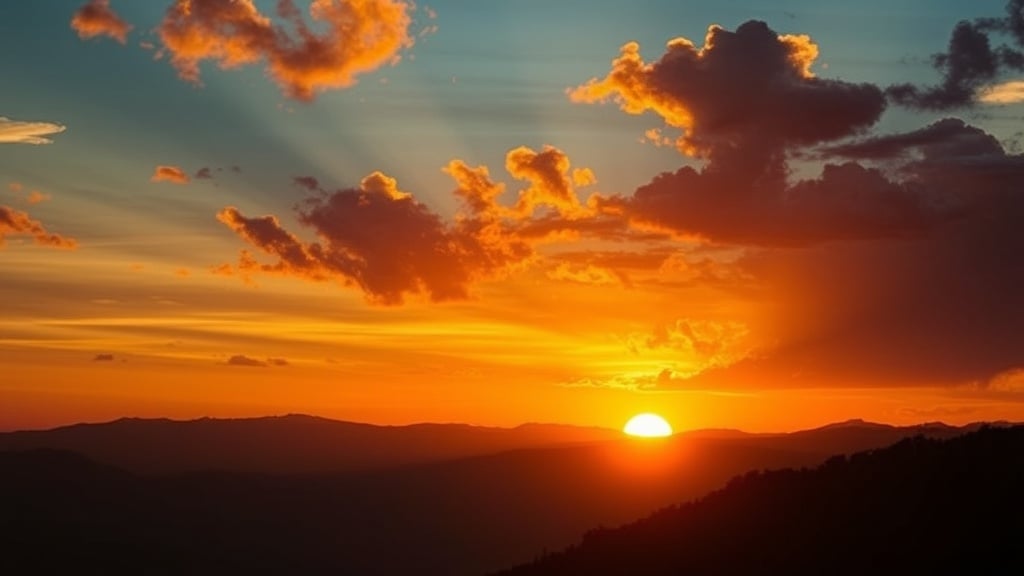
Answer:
0;416;1003;574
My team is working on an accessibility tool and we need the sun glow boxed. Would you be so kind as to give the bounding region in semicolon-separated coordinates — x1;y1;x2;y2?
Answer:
623;413;673;437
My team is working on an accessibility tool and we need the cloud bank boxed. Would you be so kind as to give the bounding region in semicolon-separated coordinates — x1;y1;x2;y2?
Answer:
569;17;1024;390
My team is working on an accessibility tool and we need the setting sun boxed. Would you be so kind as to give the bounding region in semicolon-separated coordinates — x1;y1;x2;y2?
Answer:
623;413;674;437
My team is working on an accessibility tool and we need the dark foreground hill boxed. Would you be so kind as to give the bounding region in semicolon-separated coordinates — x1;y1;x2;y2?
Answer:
0;419;990;575
496;425;1024;576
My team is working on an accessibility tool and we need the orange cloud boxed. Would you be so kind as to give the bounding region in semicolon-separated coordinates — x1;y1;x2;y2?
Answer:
26;191;51;204
0;205;77;249
151;165;190;185
71;0;133;44
443;160;507;219
217;170;534;304
506;145;591;218
158;0;416;100
215;145;689;304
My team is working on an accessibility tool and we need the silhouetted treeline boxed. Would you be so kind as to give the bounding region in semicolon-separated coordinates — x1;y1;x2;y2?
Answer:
496;425;1024;576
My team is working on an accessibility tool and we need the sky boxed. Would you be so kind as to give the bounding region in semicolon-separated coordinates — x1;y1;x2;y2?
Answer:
2;0;1024;432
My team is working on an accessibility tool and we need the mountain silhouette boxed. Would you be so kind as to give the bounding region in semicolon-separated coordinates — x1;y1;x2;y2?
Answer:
0;417;993;575
0;414;621;474
496;425;1024;576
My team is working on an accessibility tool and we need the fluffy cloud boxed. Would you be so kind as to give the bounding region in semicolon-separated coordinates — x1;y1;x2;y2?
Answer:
216;144;620;304
0;117;66;145
158;0;416;100
151;165;190;184
0;206;77;249
570;20;884;163
71;0;133;44
567;14;1024;391
506;145;590;217
570;21;957;246
217;169;536;304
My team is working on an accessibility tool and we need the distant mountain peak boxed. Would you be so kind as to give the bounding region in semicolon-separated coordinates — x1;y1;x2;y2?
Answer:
810;418;894;431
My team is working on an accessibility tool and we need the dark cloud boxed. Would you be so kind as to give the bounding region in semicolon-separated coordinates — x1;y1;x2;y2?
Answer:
93;353;115;362
821;118;1002;160
195;167;213;180
571;19;885;178
571;20;902;245
292;176;321;192
227;355;267;367
888;0;1024;110
217;169;534;305
651;126;1024;390
217;145;626;304
978;0;1024;46
569;15;1024;390
624;159;943;246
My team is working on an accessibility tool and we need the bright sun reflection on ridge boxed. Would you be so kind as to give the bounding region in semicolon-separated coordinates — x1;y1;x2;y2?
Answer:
623;413;673;437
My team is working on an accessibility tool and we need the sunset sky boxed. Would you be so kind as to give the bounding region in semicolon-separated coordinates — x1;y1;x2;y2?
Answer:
2;0;1023;432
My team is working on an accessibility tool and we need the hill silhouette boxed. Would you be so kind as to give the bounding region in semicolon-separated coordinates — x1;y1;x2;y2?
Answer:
496;425;1024;576
0;414;622;474
0;417;992;575
0;415;979;475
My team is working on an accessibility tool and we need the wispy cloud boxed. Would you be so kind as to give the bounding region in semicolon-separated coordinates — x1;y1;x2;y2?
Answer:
979;80;1024;103
0;116;66;145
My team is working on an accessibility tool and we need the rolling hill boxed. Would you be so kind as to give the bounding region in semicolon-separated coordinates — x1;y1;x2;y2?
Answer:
0;417;998;574
496;425;1024;576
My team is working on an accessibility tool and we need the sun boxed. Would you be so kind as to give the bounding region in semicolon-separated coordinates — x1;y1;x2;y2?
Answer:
623;413;673;438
